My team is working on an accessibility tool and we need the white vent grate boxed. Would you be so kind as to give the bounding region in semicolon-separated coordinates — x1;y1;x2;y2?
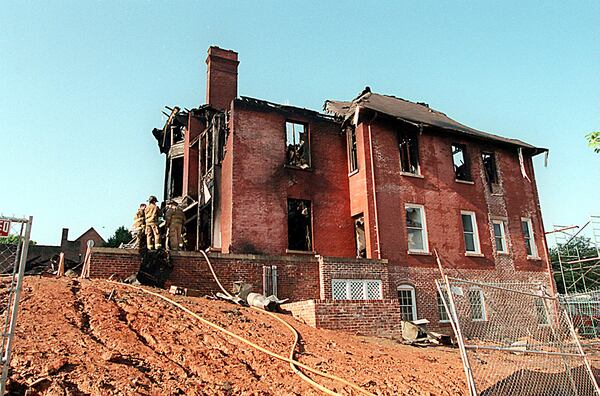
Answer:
331;279;382;300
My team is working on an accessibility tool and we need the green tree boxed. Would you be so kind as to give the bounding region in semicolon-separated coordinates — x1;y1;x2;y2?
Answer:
0;235;37;245
549;236;599;293
105;226;133;248
586;132;600;153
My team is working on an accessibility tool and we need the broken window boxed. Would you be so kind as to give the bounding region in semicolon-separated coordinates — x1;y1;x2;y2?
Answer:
481;152;498;189
521;217;538;257
353;214;366;258
169;156;184;198
287;199;312;251
285;121;310;169
468;288;487;321
452;143;471;181
405;204;428;253
171;125;185;144
461;211;481;254
347;126;358;173
397;284;417;321
399;130;420;174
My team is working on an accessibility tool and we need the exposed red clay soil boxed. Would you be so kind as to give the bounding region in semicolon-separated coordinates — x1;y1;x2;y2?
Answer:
6;277;469;395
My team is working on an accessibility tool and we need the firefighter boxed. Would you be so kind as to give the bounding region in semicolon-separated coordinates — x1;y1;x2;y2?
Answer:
144;195;161;249
165;200;185;250
132;203;146;249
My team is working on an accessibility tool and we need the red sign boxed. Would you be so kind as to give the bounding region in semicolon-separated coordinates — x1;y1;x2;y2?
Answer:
0;219;10;237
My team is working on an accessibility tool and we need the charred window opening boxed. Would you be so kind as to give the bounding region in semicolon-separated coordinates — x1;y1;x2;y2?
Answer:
452;143;471;181
354;214;366;258
169;156;184;198
347;126;358;172
172;125;185;144
287;199;312;251
482;152;498;190
285;121;310;169
399;130;420;174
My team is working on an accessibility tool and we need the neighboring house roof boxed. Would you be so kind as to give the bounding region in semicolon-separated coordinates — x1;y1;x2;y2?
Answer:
325;90;547;155
74;227;106;245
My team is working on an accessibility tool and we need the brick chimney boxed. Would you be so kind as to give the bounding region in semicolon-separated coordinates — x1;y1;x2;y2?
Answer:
205;46;239;111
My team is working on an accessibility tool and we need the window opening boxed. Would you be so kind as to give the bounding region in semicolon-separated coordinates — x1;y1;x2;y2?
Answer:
285;121;310;168
492;220;508;253
354;214;366;258
347;126;358;172
169;156;184;198
287;199;312;251
397;285;417;321
482;152;498;190
461;211;481;254
399;131;420;174
452;143;471;181
521;218;538;257
405;204;428;253
468;288;486;321
438;291;450;323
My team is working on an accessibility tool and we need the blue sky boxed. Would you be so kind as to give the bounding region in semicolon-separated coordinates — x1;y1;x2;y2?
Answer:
1;1;598;245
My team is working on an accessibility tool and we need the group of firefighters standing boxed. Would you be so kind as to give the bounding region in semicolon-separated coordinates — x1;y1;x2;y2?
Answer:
132;195;185;250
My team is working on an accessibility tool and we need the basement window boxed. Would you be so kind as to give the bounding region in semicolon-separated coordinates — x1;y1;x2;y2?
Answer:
285;121;310;169
287;199;312;251
405;204;428;253
482;152;498;190
437;290;450;323
347;126;358;173
461;211;481;254
399;130;420;175
332;279;382;300
397;284;417;321
354;214;366;258
468;287;487;321
452;143;471;182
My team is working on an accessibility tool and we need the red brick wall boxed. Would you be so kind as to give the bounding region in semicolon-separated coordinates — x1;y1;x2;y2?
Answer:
284;299;404;337
89;248;320;301
205;47;238;111
225;100;355;257
318;256;392;299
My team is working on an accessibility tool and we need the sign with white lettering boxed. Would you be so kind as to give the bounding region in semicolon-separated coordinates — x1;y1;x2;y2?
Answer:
0;219;10;237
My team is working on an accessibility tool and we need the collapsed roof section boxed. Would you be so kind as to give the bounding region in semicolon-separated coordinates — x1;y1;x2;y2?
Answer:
324;88;548;156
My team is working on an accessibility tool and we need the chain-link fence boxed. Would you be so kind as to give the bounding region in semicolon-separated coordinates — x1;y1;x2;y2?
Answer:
0;216;32;395
437;277;600;396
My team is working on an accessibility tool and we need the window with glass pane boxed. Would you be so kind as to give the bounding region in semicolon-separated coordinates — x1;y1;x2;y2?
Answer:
461;212;480;253
521;218;537;257
406;205;427;252
398;285;416;321
438;291;450;322
492;220;507;253
468;288;486;321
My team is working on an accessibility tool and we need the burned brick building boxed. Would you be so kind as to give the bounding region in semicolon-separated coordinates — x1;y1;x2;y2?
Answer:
92;46;553;335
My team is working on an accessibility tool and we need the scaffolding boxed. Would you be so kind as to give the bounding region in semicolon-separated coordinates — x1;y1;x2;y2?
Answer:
548;215;600;340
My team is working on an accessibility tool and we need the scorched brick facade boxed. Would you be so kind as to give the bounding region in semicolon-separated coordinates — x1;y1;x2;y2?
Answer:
90;46;554;336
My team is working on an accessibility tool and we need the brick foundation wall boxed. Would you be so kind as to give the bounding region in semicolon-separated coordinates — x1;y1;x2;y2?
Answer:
89;248;320;301
318;256;391;299
284;299;404;337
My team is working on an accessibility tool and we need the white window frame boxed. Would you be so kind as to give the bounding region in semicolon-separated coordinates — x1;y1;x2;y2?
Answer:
521;217;539;259
468;287;487;321
461;211;481;255
491;219;508;254
331;279;382;301
405;204;429;254
397;284;418;321
437;291;450;323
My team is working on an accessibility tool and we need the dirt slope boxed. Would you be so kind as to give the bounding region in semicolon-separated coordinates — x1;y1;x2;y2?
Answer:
6;277;468;395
